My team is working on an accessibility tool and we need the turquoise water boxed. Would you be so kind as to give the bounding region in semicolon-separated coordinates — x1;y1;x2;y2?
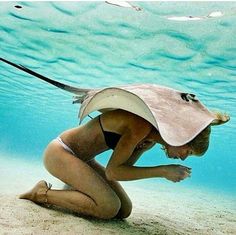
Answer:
0;2;235;196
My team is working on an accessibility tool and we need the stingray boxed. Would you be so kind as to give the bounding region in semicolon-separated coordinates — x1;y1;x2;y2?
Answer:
0;58;229;146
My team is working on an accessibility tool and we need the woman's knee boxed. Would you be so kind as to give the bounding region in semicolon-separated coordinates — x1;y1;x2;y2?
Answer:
116;200;132;219
97;194;121;219
93;189;134;219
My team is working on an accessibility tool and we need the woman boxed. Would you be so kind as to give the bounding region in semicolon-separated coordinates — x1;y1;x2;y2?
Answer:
19;109;228;219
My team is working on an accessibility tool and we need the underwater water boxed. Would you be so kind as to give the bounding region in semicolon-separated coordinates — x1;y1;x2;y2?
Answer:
0;1;235;197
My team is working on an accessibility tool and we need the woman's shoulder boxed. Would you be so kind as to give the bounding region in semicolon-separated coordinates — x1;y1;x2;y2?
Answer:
102;109;152;134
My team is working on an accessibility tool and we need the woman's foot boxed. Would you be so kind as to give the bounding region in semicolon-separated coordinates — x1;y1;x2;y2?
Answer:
19;180;52;204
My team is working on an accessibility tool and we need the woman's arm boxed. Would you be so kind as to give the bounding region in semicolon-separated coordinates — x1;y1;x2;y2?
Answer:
107;159;191;182
125;141;155;166
105;130;191;182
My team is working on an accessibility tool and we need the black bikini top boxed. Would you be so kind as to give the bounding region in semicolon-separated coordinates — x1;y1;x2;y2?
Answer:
98;116;121;150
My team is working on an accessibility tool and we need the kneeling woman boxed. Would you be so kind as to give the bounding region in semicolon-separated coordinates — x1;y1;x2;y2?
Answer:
20;109;228;219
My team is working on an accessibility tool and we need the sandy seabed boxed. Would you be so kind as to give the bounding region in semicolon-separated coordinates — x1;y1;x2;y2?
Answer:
0;156;235;235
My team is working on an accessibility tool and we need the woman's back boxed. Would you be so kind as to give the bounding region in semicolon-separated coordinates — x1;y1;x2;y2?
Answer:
59;110;153;162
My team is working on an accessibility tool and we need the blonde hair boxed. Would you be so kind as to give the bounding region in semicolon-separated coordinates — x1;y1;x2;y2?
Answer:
188;126;211;156
211;111;230;126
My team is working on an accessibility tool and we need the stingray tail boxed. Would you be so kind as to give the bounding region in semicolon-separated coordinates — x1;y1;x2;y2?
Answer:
0;57;90;101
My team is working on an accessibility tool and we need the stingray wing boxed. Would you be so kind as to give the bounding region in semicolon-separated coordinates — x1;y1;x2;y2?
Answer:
79;84;215;146
79;87;157;128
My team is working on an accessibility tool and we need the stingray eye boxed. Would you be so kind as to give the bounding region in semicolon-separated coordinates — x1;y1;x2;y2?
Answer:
181;93;189;101
180;93;198;102
188;94;198;102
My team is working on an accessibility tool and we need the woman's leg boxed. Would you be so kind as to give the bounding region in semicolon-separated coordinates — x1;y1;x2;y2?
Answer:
88;160;132;219
20;140;121;219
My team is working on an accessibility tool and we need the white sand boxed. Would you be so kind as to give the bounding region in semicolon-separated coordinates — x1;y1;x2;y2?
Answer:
0;155;235;235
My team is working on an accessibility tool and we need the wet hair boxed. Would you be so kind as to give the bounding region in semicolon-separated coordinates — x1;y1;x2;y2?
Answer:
188;126;211;156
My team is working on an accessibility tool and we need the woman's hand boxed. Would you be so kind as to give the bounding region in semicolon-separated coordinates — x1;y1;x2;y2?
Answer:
161;164;192;182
